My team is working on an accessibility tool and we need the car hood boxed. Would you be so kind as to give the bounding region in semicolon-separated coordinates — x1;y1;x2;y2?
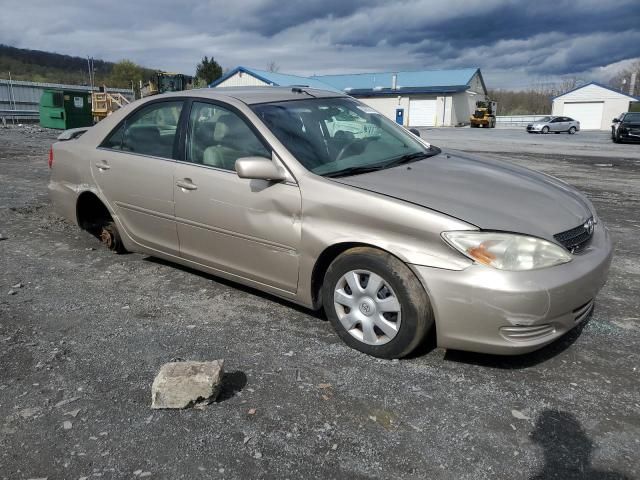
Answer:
332;151;593;241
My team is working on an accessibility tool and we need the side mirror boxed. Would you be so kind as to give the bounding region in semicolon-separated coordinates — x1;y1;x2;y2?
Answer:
236;156;286;181
612;118;620;123
409;128;421;137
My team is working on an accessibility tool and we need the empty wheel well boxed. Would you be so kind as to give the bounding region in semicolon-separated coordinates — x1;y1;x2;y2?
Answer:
311;242;396;309
76;192;112;233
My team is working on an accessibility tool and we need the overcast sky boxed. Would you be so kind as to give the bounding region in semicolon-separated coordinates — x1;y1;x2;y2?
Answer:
1;0;638;89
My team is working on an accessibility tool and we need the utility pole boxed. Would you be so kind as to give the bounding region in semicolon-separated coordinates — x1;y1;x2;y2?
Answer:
87;56;95;91
8;71;16;125
629;71;637;97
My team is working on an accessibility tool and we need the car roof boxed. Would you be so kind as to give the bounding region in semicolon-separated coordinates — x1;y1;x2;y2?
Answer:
159;86;347;105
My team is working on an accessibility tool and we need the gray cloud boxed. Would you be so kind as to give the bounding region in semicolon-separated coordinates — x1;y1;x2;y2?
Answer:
0;0;637;89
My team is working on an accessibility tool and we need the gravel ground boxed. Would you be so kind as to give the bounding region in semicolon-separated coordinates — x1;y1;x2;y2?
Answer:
1;125;639;480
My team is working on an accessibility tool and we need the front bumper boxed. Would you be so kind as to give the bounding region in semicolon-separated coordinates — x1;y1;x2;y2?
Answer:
411;223;613;355
619;129;640;142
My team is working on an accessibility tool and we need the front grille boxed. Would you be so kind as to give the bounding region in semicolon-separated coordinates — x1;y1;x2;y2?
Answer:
554;218;594;253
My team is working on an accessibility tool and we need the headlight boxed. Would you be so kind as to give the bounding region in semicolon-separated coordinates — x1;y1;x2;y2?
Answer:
442;231;572;271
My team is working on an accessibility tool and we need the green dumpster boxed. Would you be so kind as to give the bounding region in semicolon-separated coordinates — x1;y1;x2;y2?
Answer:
39;89;93;129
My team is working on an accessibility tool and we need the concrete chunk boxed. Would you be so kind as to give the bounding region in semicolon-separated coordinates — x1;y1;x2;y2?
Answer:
151;360;224;409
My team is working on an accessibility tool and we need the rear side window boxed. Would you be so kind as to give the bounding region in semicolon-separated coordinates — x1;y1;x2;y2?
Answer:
185;101;270;171
101;101;183;159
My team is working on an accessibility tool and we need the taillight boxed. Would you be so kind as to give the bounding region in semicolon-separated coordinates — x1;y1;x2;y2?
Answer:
48;146;54;169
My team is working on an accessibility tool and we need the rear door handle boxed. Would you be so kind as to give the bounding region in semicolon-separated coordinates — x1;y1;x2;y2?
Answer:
95;161;110;171
176;179;198;191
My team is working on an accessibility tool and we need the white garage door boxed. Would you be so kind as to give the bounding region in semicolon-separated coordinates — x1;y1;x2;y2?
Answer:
409;99;437;127
563;102;604;130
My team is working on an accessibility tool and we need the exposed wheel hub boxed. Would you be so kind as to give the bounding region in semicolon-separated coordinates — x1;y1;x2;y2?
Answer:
100;227;114;249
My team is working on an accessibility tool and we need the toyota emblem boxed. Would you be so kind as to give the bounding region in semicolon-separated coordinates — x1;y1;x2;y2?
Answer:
584;219;594;235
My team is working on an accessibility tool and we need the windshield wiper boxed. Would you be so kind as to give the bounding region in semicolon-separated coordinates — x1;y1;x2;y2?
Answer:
323;164;389;178
381;151;431;168
322;148;440;178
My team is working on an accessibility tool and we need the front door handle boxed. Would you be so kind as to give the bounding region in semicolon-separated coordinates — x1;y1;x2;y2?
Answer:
176;178;198;191
95;161;110;171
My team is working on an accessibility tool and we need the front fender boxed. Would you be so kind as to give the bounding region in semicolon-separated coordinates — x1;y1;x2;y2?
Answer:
295;174;474;307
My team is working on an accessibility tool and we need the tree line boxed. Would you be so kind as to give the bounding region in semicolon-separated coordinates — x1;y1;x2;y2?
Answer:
2;43;637;112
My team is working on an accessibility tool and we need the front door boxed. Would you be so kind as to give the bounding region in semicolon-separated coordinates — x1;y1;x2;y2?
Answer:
174;101;302;292
92;100;184;255
550;117;565;132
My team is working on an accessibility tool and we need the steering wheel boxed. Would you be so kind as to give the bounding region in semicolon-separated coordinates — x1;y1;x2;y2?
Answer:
336;139;363;162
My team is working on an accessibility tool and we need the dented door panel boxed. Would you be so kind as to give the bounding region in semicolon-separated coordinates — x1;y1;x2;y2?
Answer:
174;163;302;292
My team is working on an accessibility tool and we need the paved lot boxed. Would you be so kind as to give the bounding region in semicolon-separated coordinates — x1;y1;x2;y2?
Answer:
1;125;639;479
419;127;640;160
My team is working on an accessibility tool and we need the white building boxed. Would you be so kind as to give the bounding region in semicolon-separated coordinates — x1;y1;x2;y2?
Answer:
210;66;488;127
552;82;639;130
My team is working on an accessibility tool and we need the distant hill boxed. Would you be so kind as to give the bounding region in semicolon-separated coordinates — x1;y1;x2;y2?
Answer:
0;44;155;87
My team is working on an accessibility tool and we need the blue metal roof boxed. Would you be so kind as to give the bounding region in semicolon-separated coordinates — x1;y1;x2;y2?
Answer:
209;66;342;93
312;68;481;94
210;66;484;96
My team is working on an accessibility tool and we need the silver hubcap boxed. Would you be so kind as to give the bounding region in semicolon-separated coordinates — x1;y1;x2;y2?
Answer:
333;269;401;346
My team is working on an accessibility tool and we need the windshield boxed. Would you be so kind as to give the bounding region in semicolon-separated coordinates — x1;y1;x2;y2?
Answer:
623;113;640;122
538;117;552;123
251;97;438;176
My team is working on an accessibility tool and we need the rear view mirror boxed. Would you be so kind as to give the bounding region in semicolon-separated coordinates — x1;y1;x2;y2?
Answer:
409;128;421;137
612;118;619;123
236;156;286;181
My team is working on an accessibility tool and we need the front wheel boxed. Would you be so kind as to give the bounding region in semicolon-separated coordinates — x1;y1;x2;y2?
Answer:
568;126;576;134
322;247;433;358
541;126;550;134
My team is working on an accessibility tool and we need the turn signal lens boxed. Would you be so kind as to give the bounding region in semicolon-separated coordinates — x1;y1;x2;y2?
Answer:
442;231;573;271
48;146;54;168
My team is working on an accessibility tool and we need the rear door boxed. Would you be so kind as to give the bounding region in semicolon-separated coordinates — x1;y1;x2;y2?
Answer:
173;100;302;293
92;100;184;255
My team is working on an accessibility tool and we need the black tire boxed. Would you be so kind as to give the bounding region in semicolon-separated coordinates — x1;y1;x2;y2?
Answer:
322;247;433;359
555;131;560;134
99;221;127;254
541;126;550;134
568;126;576;134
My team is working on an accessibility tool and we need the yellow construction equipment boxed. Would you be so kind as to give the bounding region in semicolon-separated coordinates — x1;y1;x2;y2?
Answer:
141;71;193;98
470;100;497;128
91;87;131;122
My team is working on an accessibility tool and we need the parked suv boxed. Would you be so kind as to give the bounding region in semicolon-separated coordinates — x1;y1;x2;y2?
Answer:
612;112;640;143
526;116;580;134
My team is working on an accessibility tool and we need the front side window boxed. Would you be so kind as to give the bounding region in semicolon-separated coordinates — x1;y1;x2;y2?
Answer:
186;102;270;171
101;101;183;159
252;97;437;177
